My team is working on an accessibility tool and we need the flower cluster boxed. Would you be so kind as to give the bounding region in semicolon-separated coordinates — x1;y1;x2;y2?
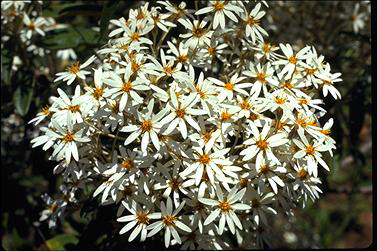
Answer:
29;1;342;249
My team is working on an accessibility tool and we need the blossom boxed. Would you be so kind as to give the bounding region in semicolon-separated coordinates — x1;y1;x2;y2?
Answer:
240;3;268;43
146;197;191;248
240;121;288;167
117;201;161;242
54;55;96;85
178;19;213;49
195;1;243;30
121;98;168;154
199;184;250;235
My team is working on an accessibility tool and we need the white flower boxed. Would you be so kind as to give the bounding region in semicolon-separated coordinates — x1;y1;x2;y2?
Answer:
48;114;91;164
199;184;250;235
293;132;332;177
121;98;168;154
146;197;191;248
117;201;161;242
240;121;288;166
195;1;243;30
159;89;207;139
22;13;46;39
241;3;268;43
272;44;311;78
180;146;232;185
209;73;252;102
316;63;342;100
54;55;96;85
178;19;213;49
103;66;150;111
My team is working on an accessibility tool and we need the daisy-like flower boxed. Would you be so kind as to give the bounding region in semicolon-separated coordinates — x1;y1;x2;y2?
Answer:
178;19;213;49
167;41;190;68
146;197;192;248
121;98;168;154
39;193;67;229
252;41;279;60
114;20;153;46
50;86;92;125
54;55;96;85
243;62;279;97
148;6;176;32
117;200;161;242
103;66;150;111
154;160;194;207
208;73;252;102
180;146;232;185
244;186;276;226
350;3;367;33
148;48;183;79
293;132;332;177
247;158;286;194
159;88;207;139
316;63;342;100
84;68;108;108
241;3;268;43
158;1;194;22
28;102;57;125
22;12;46;39
48;114;91;164
182;65;219;115
199;184;250;235
240;121;288;167
272;44;311;78
195;0;243;30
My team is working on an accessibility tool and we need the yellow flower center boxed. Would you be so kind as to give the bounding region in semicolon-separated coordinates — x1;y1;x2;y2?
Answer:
192;26;205;38
224;82;234;91
297;168;308;180
256;72;266;83
275;97;286;105
131;32;140;42
162;215;176;226
321;129;331;135
260;164;270;174
63;132;74;143
201;131;212;143
220;111;231;122
240;99;251;110
175;108;186;118
288;55;297;64
140;120;153;133
66;62;80;74
93;86;104;100
239;178;248;188
122;81;133;92
208;47;216;56
305;144;316;156
213;1;225;11
121;159;134;170
247;17;260;27
136;212;150;224
218;200;232;213
256;139;268;151
282;81;293;89
198;154;210;165
177;54;189;63
168;178;181;190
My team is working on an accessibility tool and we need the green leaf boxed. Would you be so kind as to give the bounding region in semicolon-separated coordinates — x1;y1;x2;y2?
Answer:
45;234;79;251
13;87;34;116
98;2;119;43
